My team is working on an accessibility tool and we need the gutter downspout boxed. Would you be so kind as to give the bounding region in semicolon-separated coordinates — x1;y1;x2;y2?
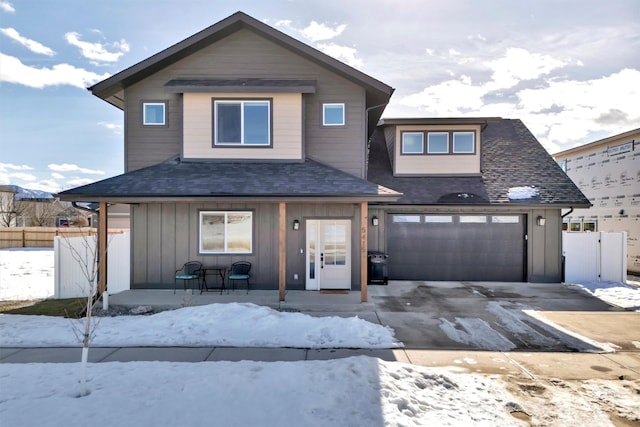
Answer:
561;207;574;219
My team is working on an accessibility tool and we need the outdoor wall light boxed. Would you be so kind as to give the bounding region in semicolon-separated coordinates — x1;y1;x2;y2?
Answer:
536;216;546;226
372;216;379;226
293;219;300;231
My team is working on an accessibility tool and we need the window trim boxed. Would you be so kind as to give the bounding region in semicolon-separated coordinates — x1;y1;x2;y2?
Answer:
427;132;450;154
142;101;168;126
322;103;345;126
401;131;425;154
452;131;475;154
199;210;254;255
212;98;273;147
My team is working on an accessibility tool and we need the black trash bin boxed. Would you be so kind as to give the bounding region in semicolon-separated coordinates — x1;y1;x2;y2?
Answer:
367;251;388;285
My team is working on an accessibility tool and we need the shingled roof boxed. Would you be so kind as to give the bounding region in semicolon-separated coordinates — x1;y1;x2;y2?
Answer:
367;118;591;207
57;158;400;203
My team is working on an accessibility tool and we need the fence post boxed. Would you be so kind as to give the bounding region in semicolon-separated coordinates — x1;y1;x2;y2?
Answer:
22;229;25;248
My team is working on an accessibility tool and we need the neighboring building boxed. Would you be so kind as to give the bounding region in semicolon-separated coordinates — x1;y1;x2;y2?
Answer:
0;185;19;227
59;12;589;296
554;128;640;274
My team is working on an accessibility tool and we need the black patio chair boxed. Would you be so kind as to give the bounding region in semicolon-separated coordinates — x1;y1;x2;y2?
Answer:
228;261;251;294
174;261;202;294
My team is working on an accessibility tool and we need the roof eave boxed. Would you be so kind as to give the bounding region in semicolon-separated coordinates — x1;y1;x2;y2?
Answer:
88;12;393;106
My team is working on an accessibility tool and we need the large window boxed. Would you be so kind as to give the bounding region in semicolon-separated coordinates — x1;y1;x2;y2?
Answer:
322;103;345;126
143;102;167;126
199;211;253;254
401;132;424;154
213;100;271;146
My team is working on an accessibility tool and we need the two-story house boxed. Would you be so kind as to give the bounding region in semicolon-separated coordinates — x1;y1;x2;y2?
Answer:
553;128;640;274
59;12;589;300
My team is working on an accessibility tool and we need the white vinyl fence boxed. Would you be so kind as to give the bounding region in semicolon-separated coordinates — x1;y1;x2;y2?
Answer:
562;231;627;283
54;233;130;298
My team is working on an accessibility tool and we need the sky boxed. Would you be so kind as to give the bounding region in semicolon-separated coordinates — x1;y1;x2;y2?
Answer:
1;249;640;425
1;0;639;194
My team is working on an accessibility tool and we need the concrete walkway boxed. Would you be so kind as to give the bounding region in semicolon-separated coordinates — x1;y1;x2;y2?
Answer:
2;345;639;382
2;281;639;382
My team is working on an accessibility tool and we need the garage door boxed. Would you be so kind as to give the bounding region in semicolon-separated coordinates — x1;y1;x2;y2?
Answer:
387;214;526;281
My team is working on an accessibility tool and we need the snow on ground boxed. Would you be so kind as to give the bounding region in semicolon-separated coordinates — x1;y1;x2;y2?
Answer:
569;281;640;311
2;249;640;426
0;303;401;348
0;248;54;300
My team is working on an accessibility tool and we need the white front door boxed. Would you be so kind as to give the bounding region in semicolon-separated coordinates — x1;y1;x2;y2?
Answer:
305;219;351;290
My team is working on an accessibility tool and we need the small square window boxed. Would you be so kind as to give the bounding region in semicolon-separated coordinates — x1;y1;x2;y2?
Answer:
453;132;474;153
402;132;424;154
323;103;345;126
143;102;166;126
569;222;581;232
427;132;449;153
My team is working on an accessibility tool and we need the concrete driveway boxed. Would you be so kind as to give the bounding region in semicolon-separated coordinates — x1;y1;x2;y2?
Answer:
367;281;637;352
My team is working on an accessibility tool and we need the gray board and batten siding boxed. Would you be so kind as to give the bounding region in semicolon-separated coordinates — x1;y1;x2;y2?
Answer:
124;28;368;178
131;202;364;290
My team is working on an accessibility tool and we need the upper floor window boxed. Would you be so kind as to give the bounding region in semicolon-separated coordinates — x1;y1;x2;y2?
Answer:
427;132;449;154
453;132;475;153
213;99;271;146
323;103;345;126
143;102;167;126
401;132;424;154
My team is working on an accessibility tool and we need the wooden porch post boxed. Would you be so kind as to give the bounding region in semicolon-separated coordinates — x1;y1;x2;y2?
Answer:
278;202;286;302
98;202;108;296
360;201;368;303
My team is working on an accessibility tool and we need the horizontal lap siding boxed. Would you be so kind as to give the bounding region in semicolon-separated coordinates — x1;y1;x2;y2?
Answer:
183;92;302;160
125;29;366;177
394;125;481;175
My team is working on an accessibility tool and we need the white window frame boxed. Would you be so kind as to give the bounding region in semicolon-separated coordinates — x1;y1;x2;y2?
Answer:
322;103;345;126
213;100;271;146
392;214;421;223
199;211;253;254
452;132;475;153
427;132;449;154
143;102;166;126
401;132;425;154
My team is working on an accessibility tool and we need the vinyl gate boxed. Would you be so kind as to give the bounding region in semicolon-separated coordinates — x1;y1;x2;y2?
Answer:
562;231;627;283
54;233;130;298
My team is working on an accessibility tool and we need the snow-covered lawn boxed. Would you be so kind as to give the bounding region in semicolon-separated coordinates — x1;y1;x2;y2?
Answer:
1;248;639;426
0;248;54;300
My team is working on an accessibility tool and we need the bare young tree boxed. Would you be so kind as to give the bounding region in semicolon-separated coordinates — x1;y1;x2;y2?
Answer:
60;230;108;396
0;190;26;227
24;199;60;227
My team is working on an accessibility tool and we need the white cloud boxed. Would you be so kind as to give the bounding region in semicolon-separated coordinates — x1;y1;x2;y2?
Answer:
0;1;14;13
0;163;34;171
302;21;346;42
65;31;129;63
98;121;123;134
51;173;64;180
24;180;61;194
10;172;36;181
485;48;567;90
316;43;363;68
48;163;105;175
0;28;55;56
0;53;110;89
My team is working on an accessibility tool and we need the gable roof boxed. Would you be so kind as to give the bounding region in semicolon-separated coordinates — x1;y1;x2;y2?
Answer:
57;158;400;203
89;11;394;127
368;118;591;207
